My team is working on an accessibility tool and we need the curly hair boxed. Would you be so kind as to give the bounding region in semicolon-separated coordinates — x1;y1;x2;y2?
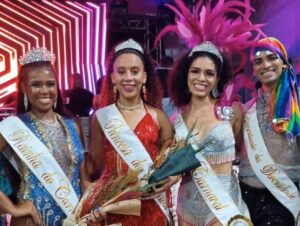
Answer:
168;51;233;108
16;61;64;115
99;42;163;109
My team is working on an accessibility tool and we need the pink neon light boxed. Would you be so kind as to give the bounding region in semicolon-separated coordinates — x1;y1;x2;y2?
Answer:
66;2;86;83
44;1;75;79
0;14;39;45
31;1;69;90
87;2;101;81
68;2;92;91
0;84;17;100
2;0;55;46
101;3;107;75
0;29;26;57
87;2;100;82
0;0;107;100
0;43;17;101
16;1;65;86
0;43;18;85
54;1;82;74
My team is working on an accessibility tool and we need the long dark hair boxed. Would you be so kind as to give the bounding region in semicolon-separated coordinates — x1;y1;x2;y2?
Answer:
168;51;233;108
99;41;163;109
16;61;64;115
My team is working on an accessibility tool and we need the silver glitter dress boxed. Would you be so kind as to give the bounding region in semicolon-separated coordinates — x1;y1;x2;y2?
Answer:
176;121;246;226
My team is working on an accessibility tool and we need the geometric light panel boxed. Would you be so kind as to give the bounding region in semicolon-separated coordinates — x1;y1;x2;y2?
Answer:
0;0;107;106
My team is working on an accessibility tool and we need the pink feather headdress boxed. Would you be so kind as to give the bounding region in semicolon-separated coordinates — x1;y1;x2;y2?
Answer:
155;0;265;72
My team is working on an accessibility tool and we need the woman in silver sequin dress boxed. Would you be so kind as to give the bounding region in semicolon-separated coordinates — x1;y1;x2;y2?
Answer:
167;44;249;226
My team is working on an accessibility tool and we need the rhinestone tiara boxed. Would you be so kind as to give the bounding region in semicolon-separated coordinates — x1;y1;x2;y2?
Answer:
115;39;144;54
19;47;56;66
189;41;223;63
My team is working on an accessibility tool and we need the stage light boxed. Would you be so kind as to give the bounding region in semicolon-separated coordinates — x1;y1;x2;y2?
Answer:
0;0;107;106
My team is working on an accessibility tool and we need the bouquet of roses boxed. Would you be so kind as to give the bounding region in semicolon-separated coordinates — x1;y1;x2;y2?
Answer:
148;124;203;185
63;169;150;226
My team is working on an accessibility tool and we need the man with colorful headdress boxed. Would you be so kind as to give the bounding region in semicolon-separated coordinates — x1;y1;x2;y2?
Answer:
239;37;300;226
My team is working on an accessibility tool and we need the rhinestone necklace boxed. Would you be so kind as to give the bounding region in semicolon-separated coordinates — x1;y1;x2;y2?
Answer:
117;100;142;111
36;115;58;127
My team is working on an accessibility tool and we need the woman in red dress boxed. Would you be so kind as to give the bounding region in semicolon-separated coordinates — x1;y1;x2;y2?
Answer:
81;39;173;226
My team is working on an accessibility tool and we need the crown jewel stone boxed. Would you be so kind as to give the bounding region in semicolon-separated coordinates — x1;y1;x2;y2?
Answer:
115;39;144;54
19;47;56;66
189;41;223;63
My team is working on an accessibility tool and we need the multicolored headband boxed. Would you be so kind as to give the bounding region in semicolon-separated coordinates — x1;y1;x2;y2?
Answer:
19;47;56;66
251;37;288;62
115;39;144;55
189;41;223;63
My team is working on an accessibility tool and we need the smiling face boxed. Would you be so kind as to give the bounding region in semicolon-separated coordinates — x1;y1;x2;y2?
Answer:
252;50;284;90
22;65;57;113
187;56;218;99
111;53;146;102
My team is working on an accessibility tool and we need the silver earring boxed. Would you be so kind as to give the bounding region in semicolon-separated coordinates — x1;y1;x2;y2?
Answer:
54;99;57;109
24;94;28;110
212;87;219;98
282;65;288;71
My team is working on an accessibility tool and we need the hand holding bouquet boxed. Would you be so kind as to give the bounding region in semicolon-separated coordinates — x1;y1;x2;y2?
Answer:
148;125;203;186
63;170;146;226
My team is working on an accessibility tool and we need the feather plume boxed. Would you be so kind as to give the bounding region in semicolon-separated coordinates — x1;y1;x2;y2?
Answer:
155;0;265;71
220;74;257;106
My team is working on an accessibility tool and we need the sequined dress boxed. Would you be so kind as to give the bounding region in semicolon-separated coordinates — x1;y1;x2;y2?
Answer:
0;154;12;196
0;155;12;226
175;119;247;226
95;112;167;226
15;113;84;226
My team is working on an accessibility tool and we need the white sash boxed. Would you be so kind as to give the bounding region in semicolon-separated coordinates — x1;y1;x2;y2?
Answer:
243;104;300;221
173;113;252;226
0;116;78;217
2;145;19;173
95;104;170;222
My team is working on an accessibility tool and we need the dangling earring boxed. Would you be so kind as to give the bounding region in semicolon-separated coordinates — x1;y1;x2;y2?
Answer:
282;65;288;71
212;87;219;98
113;85;118;101
142;84;147;101
53;99;57;110
24;93;28;110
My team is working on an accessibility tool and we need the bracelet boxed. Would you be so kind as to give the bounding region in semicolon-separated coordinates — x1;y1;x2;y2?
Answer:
227;215;253;226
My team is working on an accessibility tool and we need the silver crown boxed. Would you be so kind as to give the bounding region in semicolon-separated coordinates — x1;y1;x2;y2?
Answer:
19;47;56;66
189;41;223;63
115;39;144;54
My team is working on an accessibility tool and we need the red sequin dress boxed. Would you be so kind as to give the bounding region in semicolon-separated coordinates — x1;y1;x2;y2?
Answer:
96;112;167;226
